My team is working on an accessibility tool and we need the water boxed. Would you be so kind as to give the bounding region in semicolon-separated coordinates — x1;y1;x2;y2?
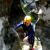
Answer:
0;17;10;50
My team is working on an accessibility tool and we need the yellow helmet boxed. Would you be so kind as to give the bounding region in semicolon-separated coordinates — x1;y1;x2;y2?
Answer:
23;15;32;23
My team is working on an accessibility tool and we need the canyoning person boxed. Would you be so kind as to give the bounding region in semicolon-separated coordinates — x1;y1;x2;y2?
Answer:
15;15;36;50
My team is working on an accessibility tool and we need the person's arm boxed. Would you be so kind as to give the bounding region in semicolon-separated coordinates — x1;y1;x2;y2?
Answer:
28;30;35;38
28;24;35;38
15;21;23;29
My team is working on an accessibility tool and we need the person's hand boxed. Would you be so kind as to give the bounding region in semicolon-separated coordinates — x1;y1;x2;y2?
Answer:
23;36;28;43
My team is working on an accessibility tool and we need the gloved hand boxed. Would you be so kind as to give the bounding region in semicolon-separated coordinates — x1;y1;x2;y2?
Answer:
23;36;28;44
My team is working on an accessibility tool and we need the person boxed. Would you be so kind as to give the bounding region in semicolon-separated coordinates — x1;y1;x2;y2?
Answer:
15;15;36;50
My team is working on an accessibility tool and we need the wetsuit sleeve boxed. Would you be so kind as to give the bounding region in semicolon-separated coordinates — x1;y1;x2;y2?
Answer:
28;26;35;38
27;23;35;38
28;26;35;45
15;21;23;28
